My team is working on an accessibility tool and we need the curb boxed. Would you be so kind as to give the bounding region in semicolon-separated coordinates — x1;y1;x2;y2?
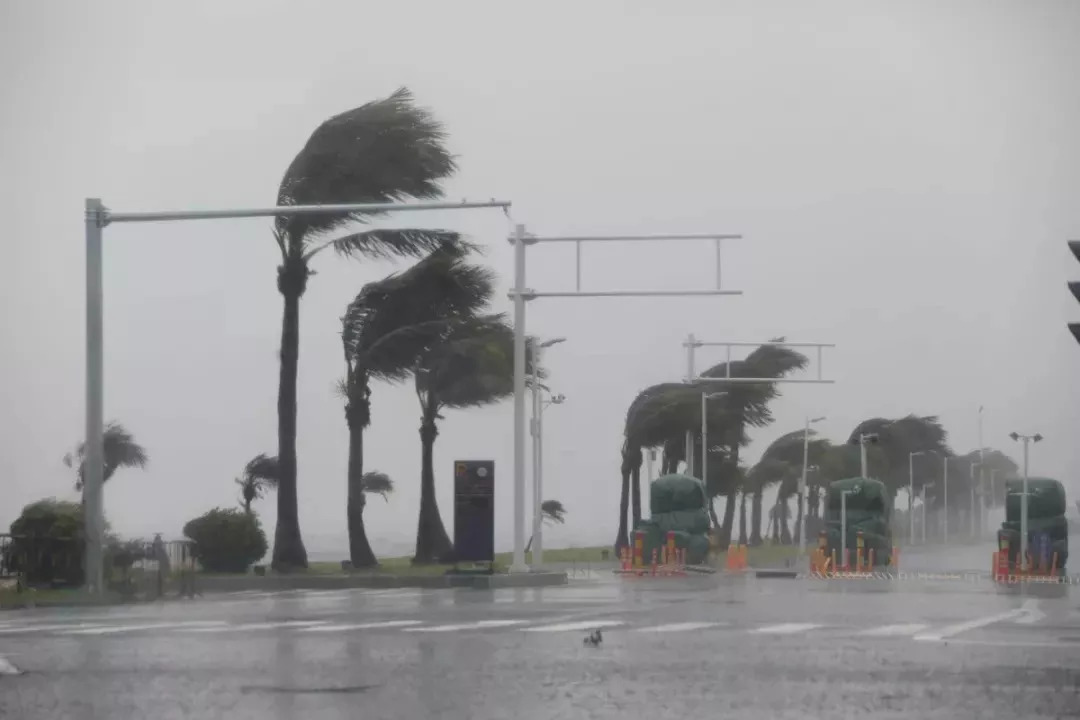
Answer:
196;571;568;593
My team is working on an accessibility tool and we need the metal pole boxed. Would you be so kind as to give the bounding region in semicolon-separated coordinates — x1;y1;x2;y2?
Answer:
921;486;928;544
909;453;915;544
510;224;529;573
685;334;696;475
700;391;708;483
529;352;541;567
535;395;545;568
859;436;868;479
943;457;949;544
841;491;849;569
799;418;810;556
84;199;105;595
1020;438;1030;571
970;463;977;540
978;406;985;537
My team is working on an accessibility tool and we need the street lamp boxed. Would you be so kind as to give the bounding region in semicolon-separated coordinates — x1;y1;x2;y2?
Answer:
920;482;935;544
700;391;728;488
1008;431;1044;571
942;455;950;544
530;337;566;568
840;489;854;569
851;433;879;479
798;416;826;557
908;451;926;544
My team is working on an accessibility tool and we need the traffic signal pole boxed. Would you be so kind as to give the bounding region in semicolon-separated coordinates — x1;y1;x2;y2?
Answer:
1068;240;1080;345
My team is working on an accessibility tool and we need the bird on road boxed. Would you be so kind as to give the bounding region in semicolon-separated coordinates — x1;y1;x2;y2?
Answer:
583;629;603;647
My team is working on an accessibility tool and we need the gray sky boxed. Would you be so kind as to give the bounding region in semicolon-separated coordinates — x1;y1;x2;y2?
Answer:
2;0;1078;556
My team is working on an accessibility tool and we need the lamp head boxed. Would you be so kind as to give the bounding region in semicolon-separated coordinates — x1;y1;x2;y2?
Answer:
1009;432;1020;442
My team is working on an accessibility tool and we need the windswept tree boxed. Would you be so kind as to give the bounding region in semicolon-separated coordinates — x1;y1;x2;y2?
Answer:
412;315;538;563
526;499;567;553
339;244;492;567
270;87;460;570
64;422;148;491
748;430;832;545
846;415;951;501
699;340;808;550
235;453;279;515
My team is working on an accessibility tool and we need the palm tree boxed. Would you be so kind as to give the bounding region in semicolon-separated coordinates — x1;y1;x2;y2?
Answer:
412;315;535;563
526;499;567;553
699;340;808;550
270;87;460;571
340;244;493;567
846;415;951;502
64;421;148;491
748;430;833;545
235;453;279;515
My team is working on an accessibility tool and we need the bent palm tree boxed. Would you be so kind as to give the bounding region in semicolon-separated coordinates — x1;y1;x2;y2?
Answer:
235;453;279;515
412;315;538;563
526;499;567;553
271;87;461;570
64;422;148;491
340;244;493;567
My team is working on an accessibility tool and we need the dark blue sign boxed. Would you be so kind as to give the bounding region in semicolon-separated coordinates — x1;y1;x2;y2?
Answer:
453;460;495;563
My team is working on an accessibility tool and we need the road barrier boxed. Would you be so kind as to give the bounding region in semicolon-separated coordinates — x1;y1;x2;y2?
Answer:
991;533;1063;584
616;530;689;577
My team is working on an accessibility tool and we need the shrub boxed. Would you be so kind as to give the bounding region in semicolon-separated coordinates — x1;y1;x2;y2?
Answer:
183;508;267;573
8;498;86;587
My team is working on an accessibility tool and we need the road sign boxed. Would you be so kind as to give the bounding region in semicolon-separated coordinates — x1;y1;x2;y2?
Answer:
453;460;495;563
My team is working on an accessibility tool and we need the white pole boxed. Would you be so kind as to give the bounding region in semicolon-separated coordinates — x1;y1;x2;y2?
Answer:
510;224;529;573
978;406;985;537
535;397;545;567
685;334;696;475
943;456;949;544
921;486;928;544
529;349;541;567
841;491;849;569
909;453;915;544
799;418;810;556
1020;438;1030;571
84;198;106;595
859;436;868;479
970;462;977;540
700;391;708;484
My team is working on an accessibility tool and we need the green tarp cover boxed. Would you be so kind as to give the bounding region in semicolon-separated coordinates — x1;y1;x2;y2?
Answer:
652;509;711;536
825;477;890;515
1004;478;1067;521
633;520;710;565
650;474;708;514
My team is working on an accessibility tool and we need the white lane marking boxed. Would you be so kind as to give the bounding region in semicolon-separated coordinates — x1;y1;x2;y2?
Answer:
182;620;328;633
521;620;627;633
0;623;108;635
300;620;423;632
633;622;725;633
857;623;929;637
1013;599;1045;625
751;623;824;635
403;620;526;633
0;655;20;676
914;608;1028;642
62;621;228;635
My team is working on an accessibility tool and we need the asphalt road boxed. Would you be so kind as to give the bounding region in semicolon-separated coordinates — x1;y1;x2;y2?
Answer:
2;544;1078;719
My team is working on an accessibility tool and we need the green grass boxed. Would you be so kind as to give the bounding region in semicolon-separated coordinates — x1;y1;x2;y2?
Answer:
0;586;115;609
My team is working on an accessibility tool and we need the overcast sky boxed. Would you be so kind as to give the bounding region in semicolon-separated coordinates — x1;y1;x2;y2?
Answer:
2;0;1078;557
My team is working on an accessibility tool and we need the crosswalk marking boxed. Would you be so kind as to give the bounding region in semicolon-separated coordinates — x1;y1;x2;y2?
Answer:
633;622;725;633
857;623;928;637
62;621;227;636
301;620;423;632
751;623;823;635
521;620;627;633
403;620;526;633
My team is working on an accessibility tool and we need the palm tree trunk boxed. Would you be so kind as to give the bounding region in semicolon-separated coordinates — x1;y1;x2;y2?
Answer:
615;448;631;551
780;499;792;544
795;493;804;547
414;412;452;563
708;497;721;530
737;492;748;546
630;447;643;525
346;398;377;568
271;281;308;571
718;446;740;550
750;486;764;545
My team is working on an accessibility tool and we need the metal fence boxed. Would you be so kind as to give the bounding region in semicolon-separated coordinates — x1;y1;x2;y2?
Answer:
0;534;197;599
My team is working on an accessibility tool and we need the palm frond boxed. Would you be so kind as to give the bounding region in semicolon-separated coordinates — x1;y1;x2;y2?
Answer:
305;228;477;262
68;421;148;490
360;471;394;500
244;453;280;485
541;499;567;524
276;87;457;247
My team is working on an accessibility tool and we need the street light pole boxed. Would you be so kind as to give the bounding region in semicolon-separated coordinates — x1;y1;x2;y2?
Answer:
978;406;985;537
943;456;949;544
799;416;826;557
908;451;924;545
969;461;979;540
841;489;853;569
921;483;935;544
1009;431;1044;571
700;391;728;488
529;338;565;569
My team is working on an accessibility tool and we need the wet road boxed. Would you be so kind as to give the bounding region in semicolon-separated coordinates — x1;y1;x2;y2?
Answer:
2;546;1079;719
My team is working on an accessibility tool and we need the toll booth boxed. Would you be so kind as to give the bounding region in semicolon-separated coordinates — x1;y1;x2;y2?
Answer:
453;460;495;563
